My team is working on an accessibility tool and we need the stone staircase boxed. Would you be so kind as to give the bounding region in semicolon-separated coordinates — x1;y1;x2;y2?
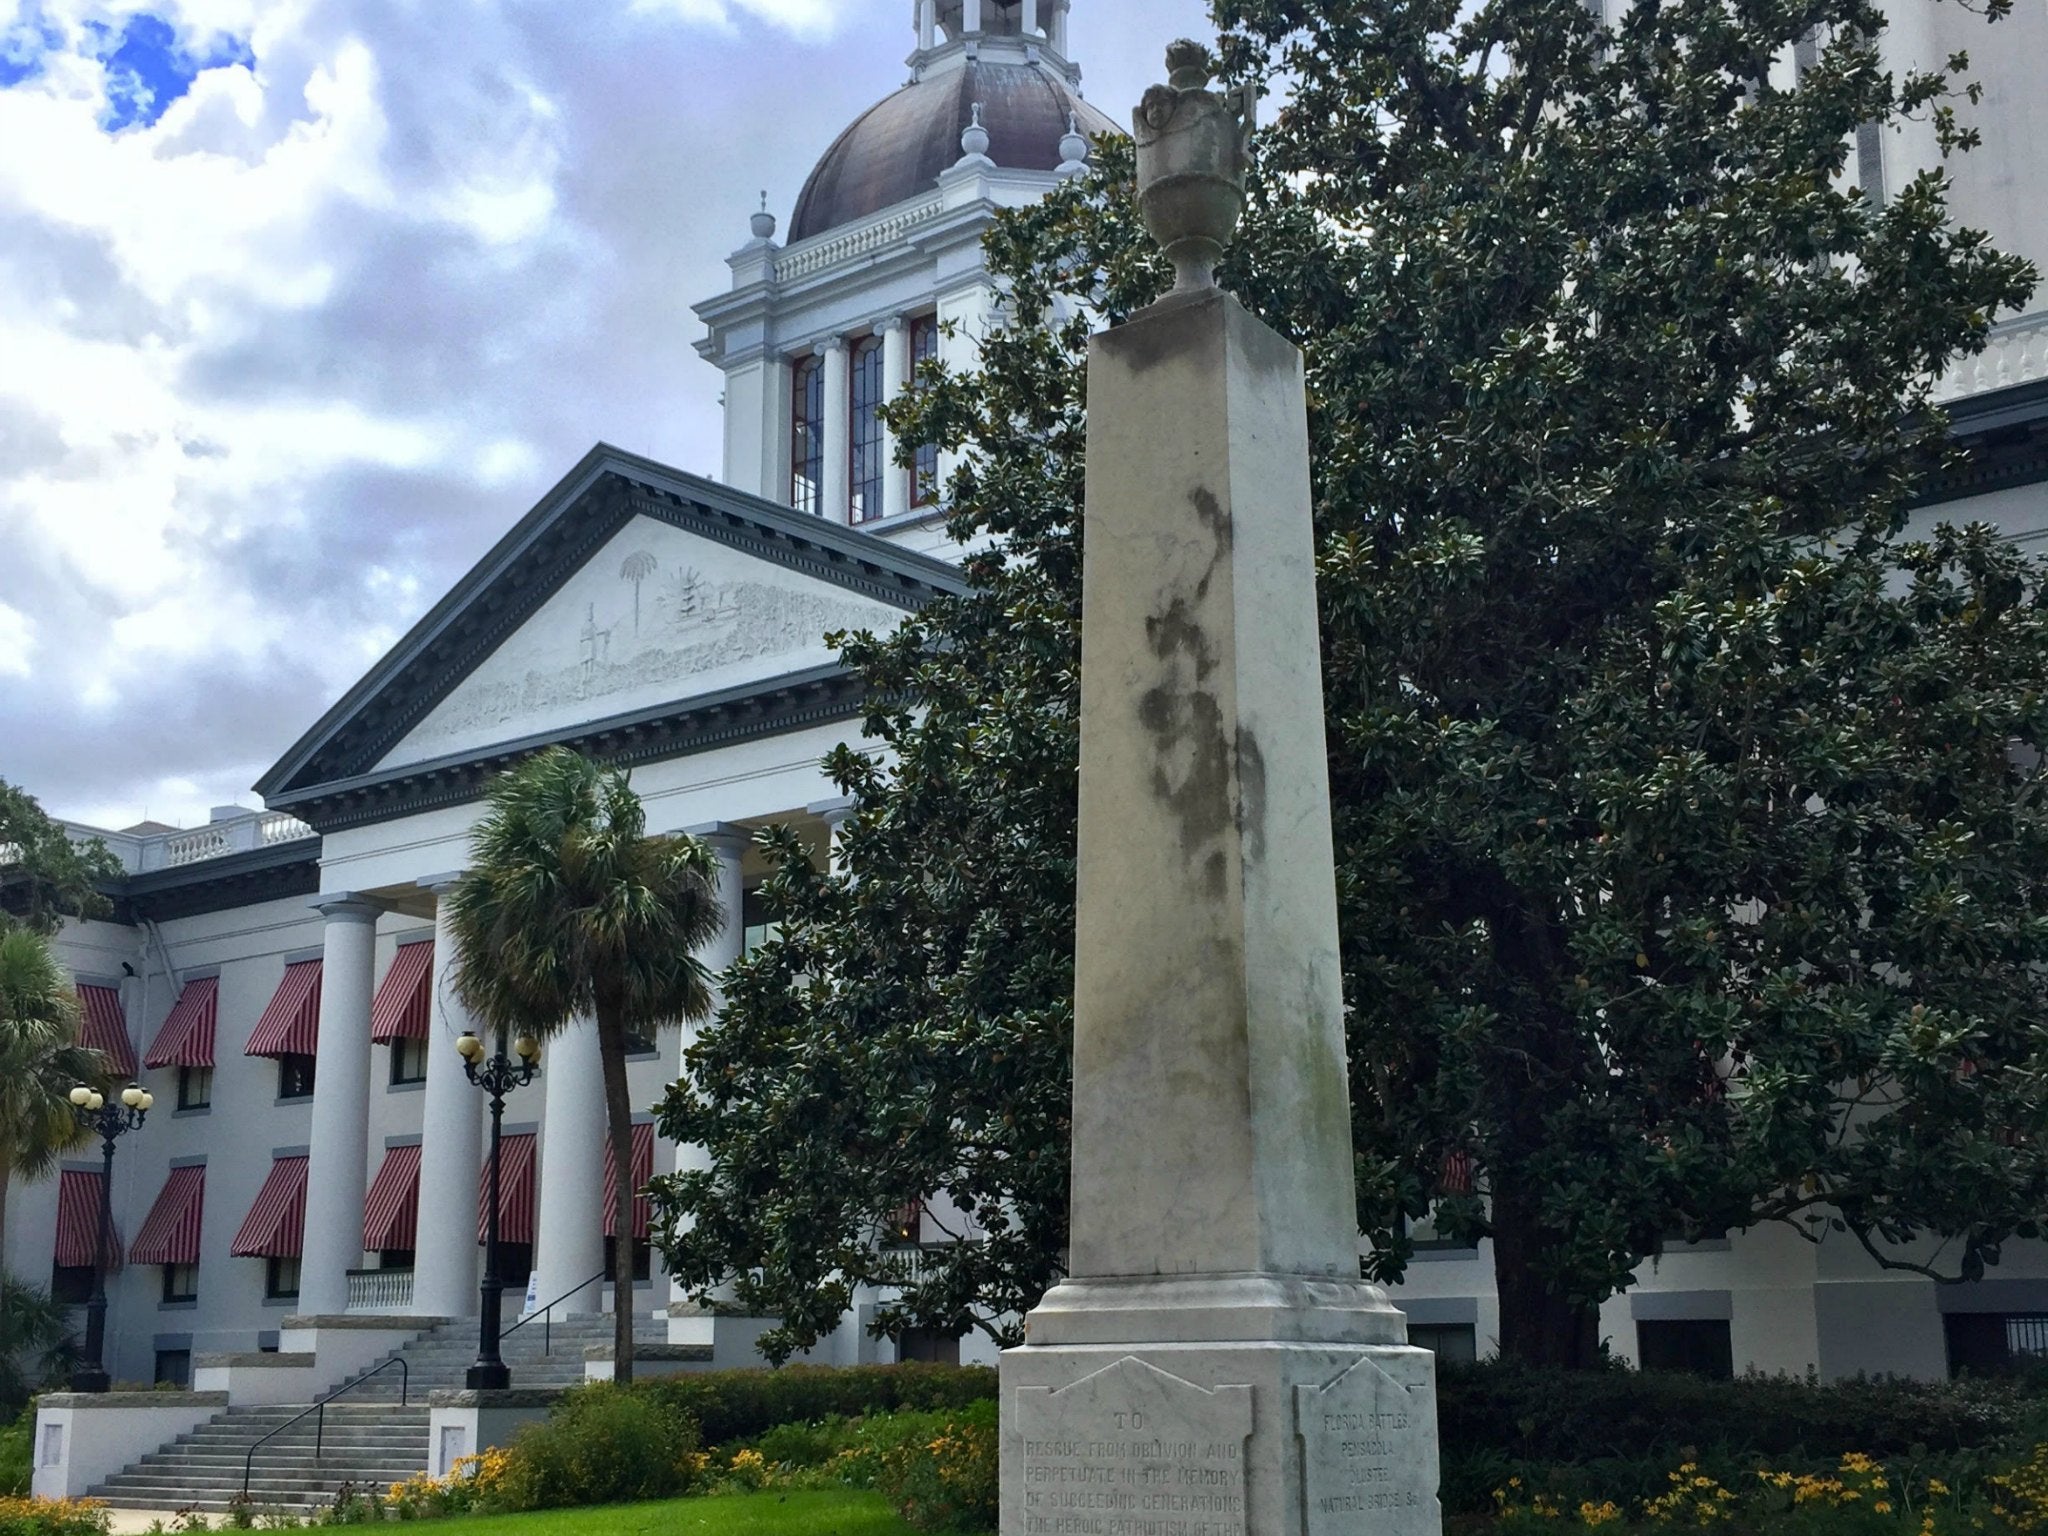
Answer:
90;1312;668;1514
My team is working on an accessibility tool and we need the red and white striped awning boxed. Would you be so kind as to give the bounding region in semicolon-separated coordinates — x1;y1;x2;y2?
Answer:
231;1155;309;1258
55;1168;122;1271
131;1166;205;1267
75;984;137;1078
363;1144;422;1252
602;1123;657;1239
369;942;433;1043
478;1132;537;1245
245;960;322;1060
144;976;217;1069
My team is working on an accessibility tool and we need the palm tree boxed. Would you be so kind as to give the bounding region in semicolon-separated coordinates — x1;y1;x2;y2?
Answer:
446;746;725;1385
0;929;106;1275
0;1274;79;1415
619;552;658;635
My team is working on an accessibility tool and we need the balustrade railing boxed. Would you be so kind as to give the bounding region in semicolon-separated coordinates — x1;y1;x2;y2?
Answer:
775;197;946;284
346;1267;415;1312
1938;310;2048;404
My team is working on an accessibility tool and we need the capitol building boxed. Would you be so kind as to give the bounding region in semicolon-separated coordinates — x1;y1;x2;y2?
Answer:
9;0;2048;1446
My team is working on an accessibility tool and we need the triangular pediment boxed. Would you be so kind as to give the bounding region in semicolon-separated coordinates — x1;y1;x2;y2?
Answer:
255;445;964;830
377;512;902;771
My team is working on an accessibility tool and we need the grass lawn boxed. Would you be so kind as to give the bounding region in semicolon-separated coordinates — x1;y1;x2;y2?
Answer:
404;1489;953;1536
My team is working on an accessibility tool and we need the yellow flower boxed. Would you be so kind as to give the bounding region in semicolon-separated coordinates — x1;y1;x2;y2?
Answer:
1931;1481;1953;1497
1875;1502;1894;1515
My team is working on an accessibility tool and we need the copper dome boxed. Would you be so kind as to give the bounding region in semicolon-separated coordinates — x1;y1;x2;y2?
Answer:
788;61;1120;244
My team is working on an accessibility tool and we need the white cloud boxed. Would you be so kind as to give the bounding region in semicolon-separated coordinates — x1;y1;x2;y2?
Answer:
0;601;33;676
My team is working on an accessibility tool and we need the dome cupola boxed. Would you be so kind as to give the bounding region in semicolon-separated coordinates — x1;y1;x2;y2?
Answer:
786;0;1115;243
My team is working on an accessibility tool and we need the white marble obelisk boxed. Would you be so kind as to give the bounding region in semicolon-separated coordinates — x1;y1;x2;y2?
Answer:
998;41;1443;1536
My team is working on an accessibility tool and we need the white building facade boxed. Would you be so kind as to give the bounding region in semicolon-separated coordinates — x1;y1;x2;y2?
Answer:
8;0;2048;1398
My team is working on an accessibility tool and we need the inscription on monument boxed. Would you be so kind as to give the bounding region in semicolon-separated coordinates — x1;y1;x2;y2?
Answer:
1015;1357;1251;1536
1296;1351;1442;1532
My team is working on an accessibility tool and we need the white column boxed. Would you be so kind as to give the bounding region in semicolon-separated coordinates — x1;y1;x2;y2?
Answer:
1879;0;1942;191
1022;0;1039;36
807;797;857;876
820;339;852;525
666;825;750;1333
531;1019;607;1315
879;319;911;523
299;895;380;1317
1051;0;1069;54
410;875;483;1319
918;0;936;50
963;0;981;34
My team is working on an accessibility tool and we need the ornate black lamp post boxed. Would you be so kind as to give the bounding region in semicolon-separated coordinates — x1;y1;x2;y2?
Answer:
66;1081;152;1393
456;1028;540;1390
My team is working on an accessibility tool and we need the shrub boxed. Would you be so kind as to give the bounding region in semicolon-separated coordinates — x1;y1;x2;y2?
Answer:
495;1384;701;1512
386;1449;511;1521
872;1400;998;1534
0;1411;32;1498
0;1498;111;1536
644;1363;995;1448
1438;1362;2044;1467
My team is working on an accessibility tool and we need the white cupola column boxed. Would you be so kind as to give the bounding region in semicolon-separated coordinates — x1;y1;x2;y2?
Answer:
963;0;982;33
879;318;911;523
299;895;381;1316
409;875;483;1319
1051;0;1070;53
532;1018;607;1316
665;824;751;1338
1022;0;1039;36
918;0;937;49
820;338;853;525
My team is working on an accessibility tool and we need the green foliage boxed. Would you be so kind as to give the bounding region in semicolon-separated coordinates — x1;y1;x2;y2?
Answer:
0;935;102;1289
0;1408;31;1497
657;0;2048;1366
869;1400;997;1534
0;783;117;938
495;1384;702;1512
448;746;726;1382
0;1498;111;1536
1429;1362;2048;1514
641;1364;996;1449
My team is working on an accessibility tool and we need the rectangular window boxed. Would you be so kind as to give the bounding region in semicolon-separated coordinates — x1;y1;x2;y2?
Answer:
1946;1313;2048;1376
909;315;940;507
161;1263;198;1304
389;1036;428;1086
741;889;778;956
850;334;887;524
265;1255;301;1301
1637;1319;1733;1380
377;1249;416;1272
603;1237;652;1284
278;1053;317;1100
495;1241;534;1287
154;1349;192;1388
790;354;824;514
885;1199;924;1247
1408;1323;1478;1363
50;1263;93;1305
177;1064;213;1110
896;1328;961;1365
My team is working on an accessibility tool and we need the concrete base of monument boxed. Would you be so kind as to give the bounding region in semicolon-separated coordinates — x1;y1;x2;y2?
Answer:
1024;1273;1411;1347
998;1337;1442;1536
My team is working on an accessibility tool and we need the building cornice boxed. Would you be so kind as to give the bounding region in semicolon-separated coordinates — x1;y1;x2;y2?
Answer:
266;663;872;835
1917;377;2048;509
111;841;322;925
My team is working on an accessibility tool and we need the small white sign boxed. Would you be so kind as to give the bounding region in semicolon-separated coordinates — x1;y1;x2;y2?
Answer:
524;1269;540;1314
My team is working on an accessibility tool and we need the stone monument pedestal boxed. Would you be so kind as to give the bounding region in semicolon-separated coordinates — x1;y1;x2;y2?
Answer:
997;45;1443;1536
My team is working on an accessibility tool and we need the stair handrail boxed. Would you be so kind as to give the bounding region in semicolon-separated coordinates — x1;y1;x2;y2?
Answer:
501;1269;608;1357
239;1355;409;1502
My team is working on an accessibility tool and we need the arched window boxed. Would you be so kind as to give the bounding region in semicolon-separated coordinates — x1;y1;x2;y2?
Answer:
910;315;941;508
791;353;823;515
850;334;887;525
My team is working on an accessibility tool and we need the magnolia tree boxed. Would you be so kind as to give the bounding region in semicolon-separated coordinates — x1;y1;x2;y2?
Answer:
651;0;2044;1366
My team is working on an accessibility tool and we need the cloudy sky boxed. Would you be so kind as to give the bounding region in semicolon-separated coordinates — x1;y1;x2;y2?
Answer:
0;0;1209;830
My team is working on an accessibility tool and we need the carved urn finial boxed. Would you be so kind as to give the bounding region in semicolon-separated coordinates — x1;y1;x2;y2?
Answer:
1134;40;1254;295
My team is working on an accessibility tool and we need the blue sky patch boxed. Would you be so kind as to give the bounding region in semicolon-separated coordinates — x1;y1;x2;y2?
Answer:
94;12;255;131
0;6;64;88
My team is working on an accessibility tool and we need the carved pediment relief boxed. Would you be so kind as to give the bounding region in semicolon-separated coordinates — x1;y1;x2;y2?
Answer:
375;514;901;772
